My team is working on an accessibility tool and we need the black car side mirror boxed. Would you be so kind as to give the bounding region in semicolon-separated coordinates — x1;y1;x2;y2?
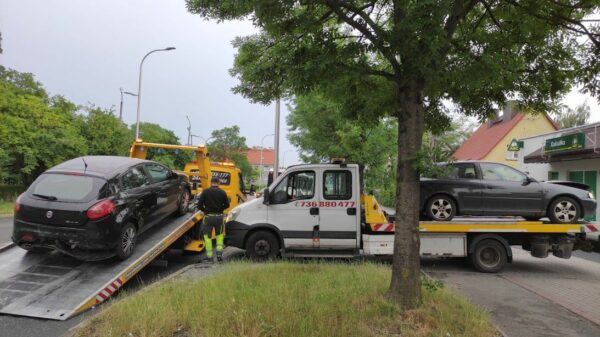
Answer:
523;176;536;185
263;188;270;205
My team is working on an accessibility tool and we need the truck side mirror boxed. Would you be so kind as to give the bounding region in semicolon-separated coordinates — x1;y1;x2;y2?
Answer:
263;188;270;205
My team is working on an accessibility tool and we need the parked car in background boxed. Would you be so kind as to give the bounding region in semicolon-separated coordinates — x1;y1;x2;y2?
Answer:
12;156;191;260
420;161;597;224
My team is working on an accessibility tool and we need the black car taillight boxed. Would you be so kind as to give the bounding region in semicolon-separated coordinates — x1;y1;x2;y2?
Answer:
87;199;116;220
14;194;23;213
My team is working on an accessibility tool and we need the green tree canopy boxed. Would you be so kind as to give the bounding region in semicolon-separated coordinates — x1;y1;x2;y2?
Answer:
207;125;255;183
554;101;592;129
81;106;133;156
0;66;87;185
136;122;192;169
187;0;600;309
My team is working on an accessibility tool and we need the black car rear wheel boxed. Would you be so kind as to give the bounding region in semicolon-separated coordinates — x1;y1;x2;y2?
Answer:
177;189;191;216
548;197;581;224
115;222;137;260
425;195;456;221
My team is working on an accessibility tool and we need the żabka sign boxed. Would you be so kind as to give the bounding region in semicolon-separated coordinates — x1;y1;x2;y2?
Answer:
544;133;585;153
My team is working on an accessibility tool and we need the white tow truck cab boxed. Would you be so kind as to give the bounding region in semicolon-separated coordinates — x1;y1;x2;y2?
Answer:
225;162;587;272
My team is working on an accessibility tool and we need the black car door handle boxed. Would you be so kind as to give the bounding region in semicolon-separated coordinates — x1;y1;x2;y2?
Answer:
310;207;319;215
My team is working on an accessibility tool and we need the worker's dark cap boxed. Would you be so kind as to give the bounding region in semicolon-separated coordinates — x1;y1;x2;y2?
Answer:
211;177;220;183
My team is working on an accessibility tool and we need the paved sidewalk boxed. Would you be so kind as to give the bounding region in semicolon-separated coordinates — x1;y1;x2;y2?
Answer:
424;248;600;337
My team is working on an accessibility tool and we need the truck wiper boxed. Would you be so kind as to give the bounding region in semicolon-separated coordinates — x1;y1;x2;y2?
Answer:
32;193;58;201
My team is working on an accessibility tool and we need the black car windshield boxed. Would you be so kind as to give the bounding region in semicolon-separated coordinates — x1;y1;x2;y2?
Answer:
29;173;106;203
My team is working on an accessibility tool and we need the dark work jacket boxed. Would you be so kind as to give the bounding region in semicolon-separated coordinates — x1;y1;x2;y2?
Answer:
197;186;230;214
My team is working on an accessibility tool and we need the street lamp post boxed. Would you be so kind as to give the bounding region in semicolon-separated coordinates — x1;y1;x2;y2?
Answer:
119;88;137;121
259;133;275;186
134;47;176;139
186;115;192;145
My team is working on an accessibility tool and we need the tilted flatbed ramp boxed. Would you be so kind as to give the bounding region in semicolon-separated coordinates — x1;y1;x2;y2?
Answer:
0;212;202;320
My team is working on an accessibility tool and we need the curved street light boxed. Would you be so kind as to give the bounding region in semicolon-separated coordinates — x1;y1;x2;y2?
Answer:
135;47;176;139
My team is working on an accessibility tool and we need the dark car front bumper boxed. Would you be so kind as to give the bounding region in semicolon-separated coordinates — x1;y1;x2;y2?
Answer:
12;216;121;258
224;220;249;249
581;199;597;218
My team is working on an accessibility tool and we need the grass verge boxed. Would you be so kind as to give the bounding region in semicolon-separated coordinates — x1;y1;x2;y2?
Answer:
72;262;498;337
0;200;14;215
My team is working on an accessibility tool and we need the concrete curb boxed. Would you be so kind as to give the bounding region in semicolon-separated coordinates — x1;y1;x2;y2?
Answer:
0;214;13;219
422;270;509;337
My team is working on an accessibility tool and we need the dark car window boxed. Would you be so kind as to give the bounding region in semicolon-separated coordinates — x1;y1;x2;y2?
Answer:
29;173;105;202
447;164;477;179
272;171;315;204
122;167;149;190
323;170;352;200
480;163;527;183
146;164;170;183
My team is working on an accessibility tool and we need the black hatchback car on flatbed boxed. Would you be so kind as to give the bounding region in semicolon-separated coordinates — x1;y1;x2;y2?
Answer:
13;156;191;260
420;161;597;224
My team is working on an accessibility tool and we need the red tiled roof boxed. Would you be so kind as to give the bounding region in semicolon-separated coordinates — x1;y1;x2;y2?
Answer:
453;114;526;160
246;148;274;165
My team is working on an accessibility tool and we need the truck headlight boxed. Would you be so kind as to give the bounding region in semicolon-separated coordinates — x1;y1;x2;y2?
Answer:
226;207;240;223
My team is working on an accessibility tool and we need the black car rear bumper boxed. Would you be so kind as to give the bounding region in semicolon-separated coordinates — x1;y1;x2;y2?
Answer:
12;217;120;256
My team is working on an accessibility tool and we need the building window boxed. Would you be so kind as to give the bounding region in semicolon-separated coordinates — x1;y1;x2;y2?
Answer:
506;150;518;161
548;171;559;181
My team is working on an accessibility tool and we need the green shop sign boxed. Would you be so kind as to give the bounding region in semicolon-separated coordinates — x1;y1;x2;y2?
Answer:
507;139;524;152
544;132;585;153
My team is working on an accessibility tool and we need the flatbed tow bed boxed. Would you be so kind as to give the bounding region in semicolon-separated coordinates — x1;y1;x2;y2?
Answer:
0;212;202;320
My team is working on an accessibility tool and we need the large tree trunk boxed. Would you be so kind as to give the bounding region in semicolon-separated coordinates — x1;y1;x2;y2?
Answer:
387;85;425;309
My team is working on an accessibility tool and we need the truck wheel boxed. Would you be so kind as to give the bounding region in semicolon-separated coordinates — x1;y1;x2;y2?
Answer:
548;197;580;224
470;239;507;273
177;189;191;216
425;195;456;221
115;222;137;260
245;231;280;261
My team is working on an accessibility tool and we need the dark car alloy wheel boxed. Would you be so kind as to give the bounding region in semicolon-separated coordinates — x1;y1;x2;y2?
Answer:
177;189;190;216
115;223;137;260
549;197;580;224
426;195;456;221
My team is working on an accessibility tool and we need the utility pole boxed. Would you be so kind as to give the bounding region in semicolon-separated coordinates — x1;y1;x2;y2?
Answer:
186;115;192;146
273;98;281;179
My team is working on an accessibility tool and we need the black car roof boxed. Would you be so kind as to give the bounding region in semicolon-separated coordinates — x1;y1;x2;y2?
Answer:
46;156;150;178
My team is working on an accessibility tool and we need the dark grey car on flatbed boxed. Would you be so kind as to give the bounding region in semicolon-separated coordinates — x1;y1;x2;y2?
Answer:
420;161;596;224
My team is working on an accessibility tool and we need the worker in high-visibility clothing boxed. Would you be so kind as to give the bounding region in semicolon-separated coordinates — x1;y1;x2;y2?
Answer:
196;176;230;263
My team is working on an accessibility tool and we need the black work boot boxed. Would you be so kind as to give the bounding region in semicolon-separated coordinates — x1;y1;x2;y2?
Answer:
202;256;214;264
216;251;223;263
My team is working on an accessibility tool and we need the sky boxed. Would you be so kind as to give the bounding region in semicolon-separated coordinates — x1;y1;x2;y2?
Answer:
0;0;301;167
1;0;599;167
